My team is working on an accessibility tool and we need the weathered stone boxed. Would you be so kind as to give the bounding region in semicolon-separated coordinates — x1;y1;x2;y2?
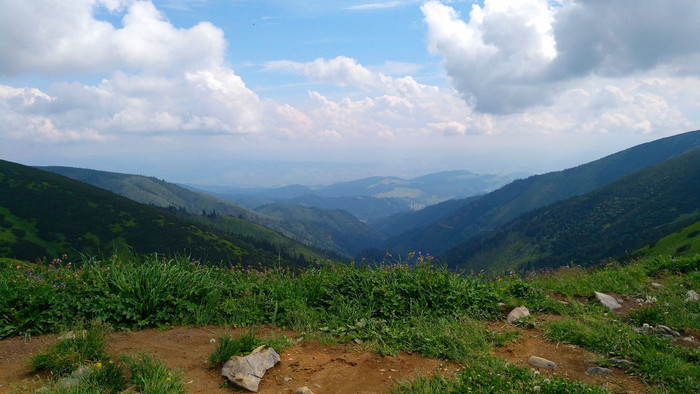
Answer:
586;367;612;375
507;306;530;323
685;290;699;302
294;387;314;394
645;295;657;304
607;358;633;368
594;292;621;310
528;356;556;369
654;325;680;337
651;282;664;289
222;346;280;392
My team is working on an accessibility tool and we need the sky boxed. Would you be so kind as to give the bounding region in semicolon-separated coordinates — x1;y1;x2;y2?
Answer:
2;0;700;186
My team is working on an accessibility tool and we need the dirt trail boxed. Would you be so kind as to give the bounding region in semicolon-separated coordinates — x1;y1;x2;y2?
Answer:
0;327;454;394
0;321;653;393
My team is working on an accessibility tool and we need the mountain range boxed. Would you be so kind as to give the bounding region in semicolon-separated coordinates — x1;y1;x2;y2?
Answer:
3;129;700;270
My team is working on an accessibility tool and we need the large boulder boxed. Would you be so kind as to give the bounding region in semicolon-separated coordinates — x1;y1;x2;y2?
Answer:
222;345;280;392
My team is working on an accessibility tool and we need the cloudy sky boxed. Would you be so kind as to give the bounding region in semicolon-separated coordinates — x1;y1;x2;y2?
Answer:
2;0;700;186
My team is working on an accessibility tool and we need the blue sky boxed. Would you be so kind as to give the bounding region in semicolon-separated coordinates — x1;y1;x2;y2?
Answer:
2;0;700;186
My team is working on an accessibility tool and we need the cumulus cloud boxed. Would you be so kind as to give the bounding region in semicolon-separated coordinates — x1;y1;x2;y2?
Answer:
0;0;261;141
421;0;700;114
0;0;225;75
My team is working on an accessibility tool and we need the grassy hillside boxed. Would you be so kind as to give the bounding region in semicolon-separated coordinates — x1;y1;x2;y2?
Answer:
446;148;700;273
40;166;254;218
368;195;481;239
635;220;700;258
254;204;383;256
379;129;700;258
39;166;362;258
0;160;306;265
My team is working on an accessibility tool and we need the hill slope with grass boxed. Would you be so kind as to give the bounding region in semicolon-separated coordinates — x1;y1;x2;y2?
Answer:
254;204;383;256
445;148;700;273
634;219;700;258
0;160;313;264
377;129;700;258
39;166;368;258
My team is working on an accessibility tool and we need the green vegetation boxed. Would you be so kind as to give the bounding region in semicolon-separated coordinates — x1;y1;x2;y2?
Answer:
3;252;698;392
0;159;323;266
446;147;700;273
29;322;183;393
208;331;294;367
381;129;700;259
636;219;700;258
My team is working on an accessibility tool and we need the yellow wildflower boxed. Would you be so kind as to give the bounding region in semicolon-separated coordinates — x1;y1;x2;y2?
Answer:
95;362;102;369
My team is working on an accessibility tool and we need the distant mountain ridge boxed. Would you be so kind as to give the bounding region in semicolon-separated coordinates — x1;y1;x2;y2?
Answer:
446;147;700;273
193;170;515;221
377;129;700;258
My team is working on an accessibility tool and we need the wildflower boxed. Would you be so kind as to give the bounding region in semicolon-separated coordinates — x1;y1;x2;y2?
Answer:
95;362;102;369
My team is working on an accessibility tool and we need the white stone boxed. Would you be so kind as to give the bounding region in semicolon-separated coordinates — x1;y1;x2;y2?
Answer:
685;290;699;302
507;306;530;323
594;292;622;310
222;346;280;392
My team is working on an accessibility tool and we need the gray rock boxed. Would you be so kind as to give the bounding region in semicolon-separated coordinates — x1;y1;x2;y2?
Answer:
528;356;556;369
654;325;680;337
594;292;622;310
295;387;314;394
685;290;699;302
507;306;530;323
607;358;633;368
651;282;664;289
222;345;280;392
586;367;612;375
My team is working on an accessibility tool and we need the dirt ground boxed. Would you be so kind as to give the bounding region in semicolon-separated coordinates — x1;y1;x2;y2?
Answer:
486;318;649;394
0;317;655;393
0;326;455;394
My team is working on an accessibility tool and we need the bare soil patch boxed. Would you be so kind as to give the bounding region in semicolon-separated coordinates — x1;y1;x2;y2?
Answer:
0;326;455;394
486;318;649;394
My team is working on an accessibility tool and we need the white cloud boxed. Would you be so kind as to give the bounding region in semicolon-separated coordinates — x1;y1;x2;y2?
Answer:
346;2;402;11
421;0;700;115
0;0;225;75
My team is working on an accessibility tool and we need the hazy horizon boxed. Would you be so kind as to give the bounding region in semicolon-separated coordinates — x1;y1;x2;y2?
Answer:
2;1;700;187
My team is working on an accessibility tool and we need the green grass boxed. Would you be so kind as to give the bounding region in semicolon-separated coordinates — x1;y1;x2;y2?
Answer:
3;253;699;392
208;331;294;367
28;323;183;393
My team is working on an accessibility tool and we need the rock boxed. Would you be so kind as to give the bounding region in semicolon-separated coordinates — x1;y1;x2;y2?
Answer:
685;290;699;302
607;358;633;368
528;356;556;369
594;292;622;310
222;345;280;392
682;336;694;342
645;295;657;304
586;367;612;375
654;325;680;337
651;282;664;289
507;306;530;323
295;387;314;394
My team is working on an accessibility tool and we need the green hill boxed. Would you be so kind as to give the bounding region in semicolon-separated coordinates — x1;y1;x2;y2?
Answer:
39;166;355;258
635;219;700;258
445;148;700;273
40;166;254;218
378;129;700;258
0;160;310;265
254;204;382;256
